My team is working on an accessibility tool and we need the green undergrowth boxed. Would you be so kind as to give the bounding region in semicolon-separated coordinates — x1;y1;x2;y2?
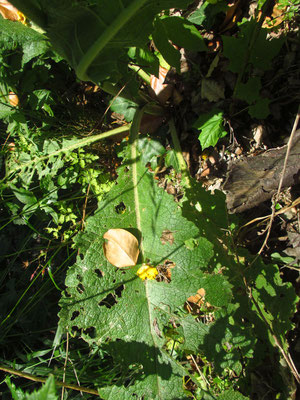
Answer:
1;0;299;399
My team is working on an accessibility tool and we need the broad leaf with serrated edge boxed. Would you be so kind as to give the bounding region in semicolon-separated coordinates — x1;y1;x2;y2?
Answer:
193;109;227;150
58;144;232;399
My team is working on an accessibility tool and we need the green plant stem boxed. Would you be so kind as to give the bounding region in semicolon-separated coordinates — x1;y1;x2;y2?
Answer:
128;64;151;86
0;366;99;396
130;107;146;255
2;124;132;181
76;0;148;81
168;118;190;187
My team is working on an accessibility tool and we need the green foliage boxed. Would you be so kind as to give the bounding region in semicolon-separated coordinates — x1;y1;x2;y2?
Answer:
110;97;138;122
193;109;227;149
11;0;194;84
58;142;297;398
2;131;113;240
222;20;284;118
6;375;58;400
0;18;51;66
187;1;228;28
2;1;299;398
59;143;234;398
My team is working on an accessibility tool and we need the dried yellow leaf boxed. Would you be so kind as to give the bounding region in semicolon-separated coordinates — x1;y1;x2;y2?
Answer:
9;91;19;107
103;228;139;268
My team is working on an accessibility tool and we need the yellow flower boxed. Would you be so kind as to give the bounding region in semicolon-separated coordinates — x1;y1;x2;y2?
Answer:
136;264;158;281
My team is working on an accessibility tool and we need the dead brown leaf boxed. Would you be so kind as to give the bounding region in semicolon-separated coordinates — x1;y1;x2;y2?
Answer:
103;228;139;268
0;0;24;22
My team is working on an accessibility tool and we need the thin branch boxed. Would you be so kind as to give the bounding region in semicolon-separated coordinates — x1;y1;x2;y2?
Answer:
0;365;100;396
258;106;300;255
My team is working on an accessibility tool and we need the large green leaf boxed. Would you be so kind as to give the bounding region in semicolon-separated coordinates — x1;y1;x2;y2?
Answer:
11;0;193;83
58;143;232;398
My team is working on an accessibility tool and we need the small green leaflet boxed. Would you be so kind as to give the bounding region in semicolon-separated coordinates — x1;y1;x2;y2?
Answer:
193;109;227;149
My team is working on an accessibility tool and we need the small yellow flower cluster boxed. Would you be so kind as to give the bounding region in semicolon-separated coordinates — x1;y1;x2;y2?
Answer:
136;264;158;281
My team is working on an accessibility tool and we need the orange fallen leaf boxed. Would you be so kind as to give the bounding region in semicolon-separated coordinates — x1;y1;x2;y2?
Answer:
9;91;19;107
103;228;139;268
149;66;174;104
187;288;206;305
0;0;25;22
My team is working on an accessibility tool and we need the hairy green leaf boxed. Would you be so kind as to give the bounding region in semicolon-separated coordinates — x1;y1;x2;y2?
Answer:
0;18;50;66
58;144;234;398
219;389;249;400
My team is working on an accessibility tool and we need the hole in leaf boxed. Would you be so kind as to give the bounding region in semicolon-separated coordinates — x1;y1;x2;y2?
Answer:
115;202;126;214
185;288;214;318
71;326;80;334
77;283;85;294
94;269;103;278
112;279;116;284
77;274;83;282
115;284;125;298
98;293;117;309
156;260;175;283
71;311;80;321
83;327;96;338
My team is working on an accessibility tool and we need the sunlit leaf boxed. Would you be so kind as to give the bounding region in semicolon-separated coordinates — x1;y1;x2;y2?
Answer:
103;228;139;268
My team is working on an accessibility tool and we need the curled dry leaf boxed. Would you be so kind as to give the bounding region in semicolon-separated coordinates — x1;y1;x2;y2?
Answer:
9;91;19;107
103;228;139;268
0;0;25;22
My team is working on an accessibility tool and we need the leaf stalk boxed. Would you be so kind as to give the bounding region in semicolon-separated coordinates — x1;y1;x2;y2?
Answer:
76;0;148;81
